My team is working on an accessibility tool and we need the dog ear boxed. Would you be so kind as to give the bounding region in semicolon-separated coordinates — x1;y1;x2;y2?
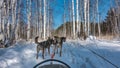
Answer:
35;36;39;39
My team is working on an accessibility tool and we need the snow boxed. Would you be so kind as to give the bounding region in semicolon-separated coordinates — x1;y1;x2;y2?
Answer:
0;33;4;41
0;38;120;68
80;39;120;68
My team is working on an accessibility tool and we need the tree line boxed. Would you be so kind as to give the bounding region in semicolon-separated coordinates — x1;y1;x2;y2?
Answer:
0;0;120;46
55;5;120;39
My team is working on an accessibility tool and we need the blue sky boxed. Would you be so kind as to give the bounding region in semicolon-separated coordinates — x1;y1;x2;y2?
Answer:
52;0;115;29
20;0;115;29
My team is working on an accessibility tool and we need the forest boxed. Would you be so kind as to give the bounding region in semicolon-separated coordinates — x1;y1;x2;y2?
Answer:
0;0;120;46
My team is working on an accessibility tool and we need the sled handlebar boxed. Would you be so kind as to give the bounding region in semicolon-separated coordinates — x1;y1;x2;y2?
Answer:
33;59;70;68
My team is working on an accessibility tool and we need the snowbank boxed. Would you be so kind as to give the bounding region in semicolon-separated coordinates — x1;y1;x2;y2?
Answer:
86;35;96;42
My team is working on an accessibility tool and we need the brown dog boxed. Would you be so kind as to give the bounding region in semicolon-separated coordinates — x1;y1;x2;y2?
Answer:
35;36;53;59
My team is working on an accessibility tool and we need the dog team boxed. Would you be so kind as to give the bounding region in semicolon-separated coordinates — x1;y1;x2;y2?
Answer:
35;36;66;59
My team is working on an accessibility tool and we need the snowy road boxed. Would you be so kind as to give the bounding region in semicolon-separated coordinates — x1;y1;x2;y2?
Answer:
0;39;120;68
61;41;118;68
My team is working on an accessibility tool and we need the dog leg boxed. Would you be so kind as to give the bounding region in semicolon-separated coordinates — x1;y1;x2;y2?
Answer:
56;45;58;54
45;49;47;56
36;46;39;59
48;46;50;55
42;48;45;59
60;44;62;57
54;45;57;53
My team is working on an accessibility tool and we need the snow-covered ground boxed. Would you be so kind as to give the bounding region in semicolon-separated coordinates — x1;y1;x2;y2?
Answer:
0;38;120;68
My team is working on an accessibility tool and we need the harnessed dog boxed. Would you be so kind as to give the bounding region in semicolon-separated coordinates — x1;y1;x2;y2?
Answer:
53;36;66;56
35;36;54;59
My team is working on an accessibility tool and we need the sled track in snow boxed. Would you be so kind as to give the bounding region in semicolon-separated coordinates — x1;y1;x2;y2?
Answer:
79;44;119;68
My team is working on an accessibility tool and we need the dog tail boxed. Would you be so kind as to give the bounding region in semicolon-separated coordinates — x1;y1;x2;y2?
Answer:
35;36;39;44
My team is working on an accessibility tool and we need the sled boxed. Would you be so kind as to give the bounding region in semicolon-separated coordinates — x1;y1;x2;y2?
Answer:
33;59;70;68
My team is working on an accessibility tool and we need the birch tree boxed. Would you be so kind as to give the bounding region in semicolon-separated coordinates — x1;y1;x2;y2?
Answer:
0;7;1;32
76;0;79;36
43;0;46;39
5;0;8;39
115;0;120;37
27;0;31;40
39;0;43;38
68;0;72;38
2;0;8;42
87;0;90;36
63;0;66;37
49;9;53;37
79;0;84;38
72;0;75;38
93;2;96;36
46;0;50;37
8;0;12;40
84;0;87;37
37;0;41;38
11;0;17;41
97;0;101;37
0;0;4;33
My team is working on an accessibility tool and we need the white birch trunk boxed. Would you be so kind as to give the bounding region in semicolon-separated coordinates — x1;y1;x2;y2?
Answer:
0;0;2;32
87;0;90;36
12;0;15;28
97;0;101;37
49;10;53;37
84;0;87;36
14;2;19;40
98;13;101;37
93;4;96;36
0;1;4;41
27;0;31;40
7;21;10;38
6;1;10;38
79;0;83;37
46;1;49;37
69;1;72;37
0;7;2;32
115;0;120;36
63;0;66;37
72;0;75;38
37;0;40;38
0;1;3;33
37;0;39;37
18;0;22;39
3;1;7;41
2;7;5;33
76;0;79;34
11;0;17;40
44;0;46;39
39;0;42;38
6;1;9;39
35;1;39;37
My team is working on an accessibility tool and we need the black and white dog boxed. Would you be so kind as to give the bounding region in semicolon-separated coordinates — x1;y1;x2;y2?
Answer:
53;36;66;56
35;36;54;59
